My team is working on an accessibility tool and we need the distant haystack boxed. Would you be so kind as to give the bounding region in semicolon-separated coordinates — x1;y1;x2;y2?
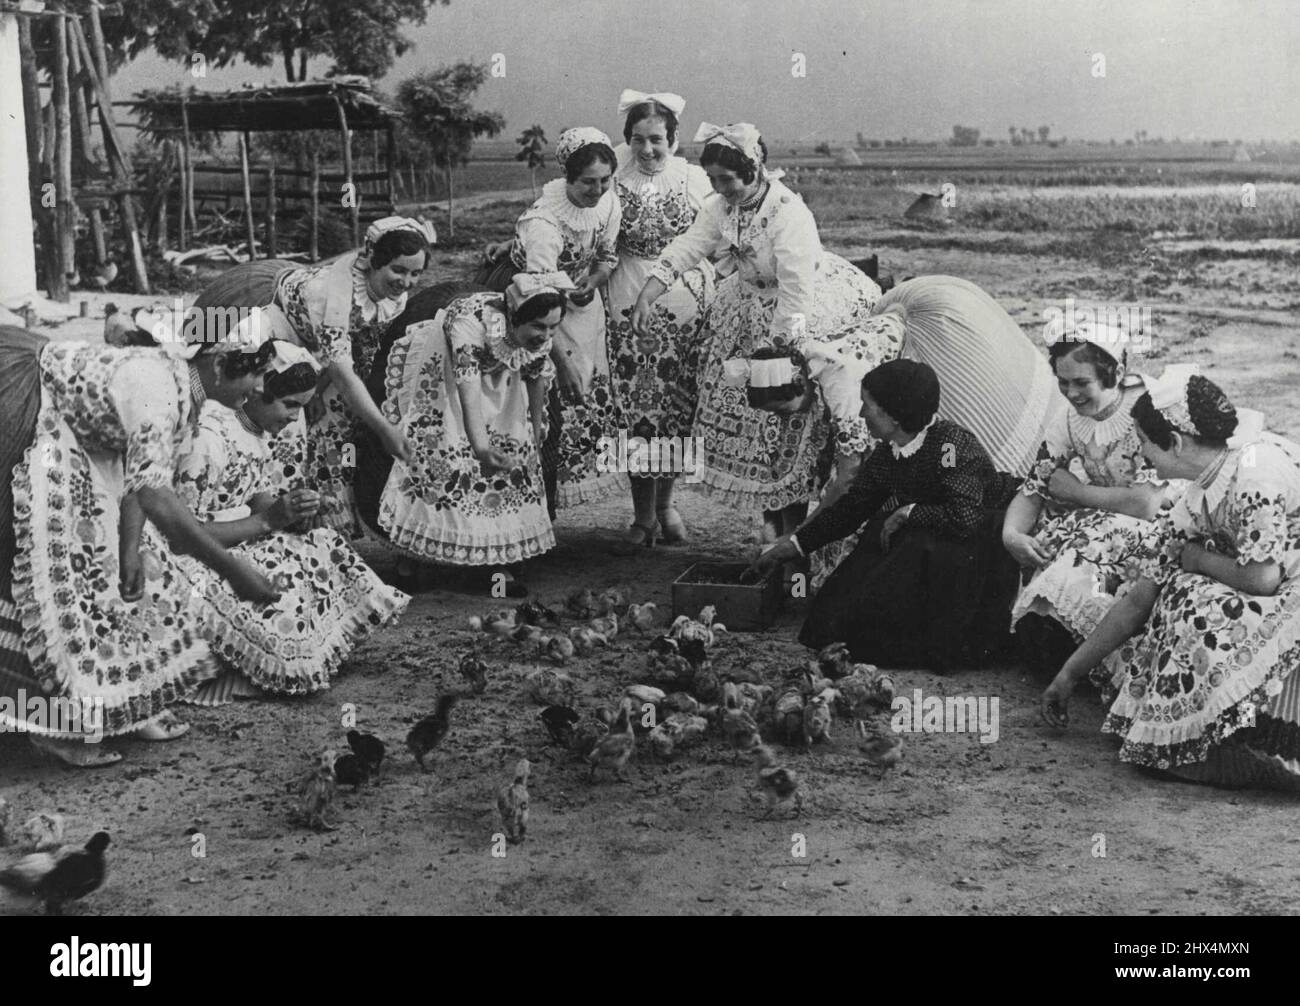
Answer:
1232;146;1252;163
903;192;949;223
835;146;863;167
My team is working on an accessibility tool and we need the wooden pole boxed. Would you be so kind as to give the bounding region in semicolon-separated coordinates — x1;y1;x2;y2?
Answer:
73;14;149;294
385;124;396;213
18;16;63;300
53;12;75;298
179;95;196;238
66;28;107;266
239;131;256;258
309;150;320;262
176;135;188;251
333;92;358;247
265;159;277;258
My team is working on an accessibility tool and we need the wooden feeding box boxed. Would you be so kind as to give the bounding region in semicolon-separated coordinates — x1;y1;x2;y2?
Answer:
671;562;784;632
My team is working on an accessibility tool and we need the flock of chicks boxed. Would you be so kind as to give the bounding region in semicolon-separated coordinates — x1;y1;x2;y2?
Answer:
0;800;110;915
295;589;907;836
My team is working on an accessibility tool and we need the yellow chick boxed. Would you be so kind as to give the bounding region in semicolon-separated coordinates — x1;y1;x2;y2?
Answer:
588;613;619;641
496;758;531;844
569;625;609;656
565;588;599;619
297;749;338;831
545;635;576;666
802;693;833;747
722;682;760;761
598;588;626;616
858;720;904;776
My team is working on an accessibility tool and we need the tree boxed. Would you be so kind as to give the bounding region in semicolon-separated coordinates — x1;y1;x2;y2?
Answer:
814;141;832;157
94;0;449;81
396;62;504;238
951;125;980;147
515;125;548;198
1038;124;1050;144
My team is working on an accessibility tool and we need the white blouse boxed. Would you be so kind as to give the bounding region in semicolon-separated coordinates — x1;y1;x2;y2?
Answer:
509;178;621;280
650;179;821;345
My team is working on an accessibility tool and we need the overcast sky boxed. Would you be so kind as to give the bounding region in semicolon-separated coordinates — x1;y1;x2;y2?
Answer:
114;0;1300;142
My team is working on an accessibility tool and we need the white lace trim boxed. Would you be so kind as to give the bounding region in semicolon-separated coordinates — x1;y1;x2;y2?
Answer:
533;178;616;230
615;153;690;193
484;314;552;372
350;258;408;327
892;416;936;459
1068;393;1135;447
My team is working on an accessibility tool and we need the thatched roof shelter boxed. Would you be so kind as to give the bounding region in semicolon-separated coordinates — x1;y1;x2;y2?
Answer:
126;77;399;134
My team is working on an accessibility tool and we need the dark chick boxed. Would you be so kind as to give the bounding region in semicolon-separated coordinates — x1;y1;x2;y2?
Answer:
407;694;459;771
458;654;489;695
0;831;110;915
515;600;560;627
333;752;370;790
539;705;580;746
346;730;386;775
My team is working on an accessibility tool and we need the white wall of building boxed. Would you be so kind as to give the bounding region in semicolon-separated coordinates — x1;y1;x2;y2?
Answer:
0;13;40;306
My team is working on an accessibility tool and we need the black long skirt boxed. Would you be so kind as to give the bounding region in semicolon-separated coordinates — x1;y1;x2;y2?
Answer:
799;508;1020;672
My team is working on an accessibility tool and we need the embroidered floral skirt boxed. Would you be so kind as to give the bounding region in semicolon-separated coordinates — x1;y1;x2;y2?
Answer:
606;254;714;446
1012;506;1155;641
693;254;880;511
1097;527;1300;787
4;388;215;738
172;527;409;695
376;318;556;566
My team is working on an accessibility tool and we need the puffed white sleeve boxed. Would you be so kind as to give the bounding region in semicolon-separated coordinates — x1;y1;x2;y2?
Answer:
111;356;188;493
684;163;714;211
515;217;566;273
769;199;821;349
649;194;726;288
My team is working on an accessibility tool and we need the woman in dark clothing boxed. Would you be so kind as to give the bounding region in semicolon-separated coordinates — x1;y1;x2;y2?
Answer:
748;359;1022;671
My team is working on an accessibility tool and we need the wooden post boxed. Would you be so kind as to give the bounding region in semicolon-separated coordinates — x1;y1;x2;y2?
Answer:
66;27;107;266
309;150;320;262
179;95;196;240
53;12;75;298
176;134;188;251
385;124;396;212
18;16;64;300
239;131;256;258
265;159;277;258
73;14;148;294
333;92;359;247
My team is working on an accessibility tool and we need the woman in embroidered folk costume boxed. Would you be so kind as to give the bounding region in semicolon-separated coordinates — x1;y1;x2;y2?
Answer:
0;322;281;767
1043;367;1300;790
192;216;432;537
485;127;624;513
600;90;716;552
633;122;881;543
1004;326;1182;675
750;360;1023;672
368;274;565;596
168;338;410;703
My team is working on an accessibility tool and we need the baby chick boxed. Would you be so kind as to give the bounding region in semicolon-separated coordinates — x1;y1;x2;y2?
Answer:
626;602;657;634
588;613;619;641
496;758;531;845
774;688;806;746
858;720;904;776
0;831;110;915
540;705;580;746
525;667;577;707
647;724;676;760
663;692;701;716
722;682;761;761
346;730;386;775
545;634;576;666
597;588;626;616
816;641;854;680
648;634;679;657
588;699;636;782
569;625;609;657
802;694;834;747
568;715;609;758
663;712;709;749
458;653;490;694
332;752;370;790
515;599;561;627
298;750;338;831
565;587;599;619
752;746;802;819
406;694;459;772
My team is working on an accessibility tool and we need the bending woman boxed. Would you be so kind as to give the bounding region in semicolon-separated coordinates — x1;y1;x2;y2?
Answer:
1042;367;1300;790
0;325;280;766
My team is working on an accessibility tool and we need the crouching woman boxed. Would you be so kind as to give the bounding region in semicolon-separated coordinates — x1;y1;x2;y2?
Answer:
748;359;1022;671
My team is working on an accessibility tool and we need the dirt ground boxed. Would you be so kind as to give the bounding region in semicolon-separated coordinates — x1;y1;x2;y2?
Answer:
3;228;1299;917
